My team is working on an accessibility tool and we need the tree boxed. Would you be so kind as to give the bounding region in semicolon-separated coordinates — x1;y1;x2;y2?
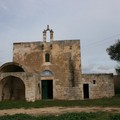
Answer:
106;40;120;75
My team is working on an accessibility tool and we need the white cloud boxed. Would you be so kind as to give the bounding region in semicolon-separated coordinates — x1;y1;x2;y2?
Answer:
0;1;9;11
82;64;116;75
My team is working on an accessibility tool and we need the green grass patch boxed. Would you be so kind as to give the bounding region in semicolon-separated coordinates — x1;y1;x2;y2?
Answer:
0;95;120;109
0;112;120;120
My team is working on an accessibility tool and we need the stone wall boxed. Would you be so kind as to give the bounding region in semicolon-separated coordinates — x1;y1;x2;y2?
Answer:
82;74;114;99
0;26;116;101
0;72;38;102
13;40;82;100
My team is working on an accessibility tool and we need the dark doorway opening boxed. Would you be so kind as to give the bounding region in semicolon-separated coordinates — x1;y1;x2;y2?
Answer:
83;84;89;99
41;80;53;99
0;76;25;101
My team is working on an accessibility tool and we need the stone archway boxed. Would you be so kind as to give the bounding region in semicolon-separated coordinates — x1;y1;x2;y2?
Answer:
0;76;25;101
0;62;25;72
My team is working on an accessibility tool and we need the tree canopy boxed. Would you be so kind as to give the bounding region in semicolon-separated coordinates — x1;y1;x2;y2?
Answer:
107;40;120;75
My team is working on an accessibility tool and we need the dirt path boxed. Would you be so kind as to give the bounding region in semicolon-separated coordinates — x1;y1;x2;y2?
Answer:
0;107;120;116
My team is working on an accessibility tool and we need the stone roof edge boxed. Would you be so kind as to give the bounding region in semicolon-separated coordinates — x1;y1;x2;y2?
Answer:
13;39;80;45
82;73;113;76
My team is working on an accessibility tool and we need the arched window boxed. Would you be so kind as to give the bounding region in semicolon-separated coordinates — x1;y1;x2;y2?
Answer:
41;70;53;76
45;53;50;62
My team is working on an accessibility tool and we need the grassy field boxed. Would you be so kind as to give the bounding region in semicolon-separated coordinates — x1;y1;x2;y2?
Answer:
0;112;120;120
0;95;120;109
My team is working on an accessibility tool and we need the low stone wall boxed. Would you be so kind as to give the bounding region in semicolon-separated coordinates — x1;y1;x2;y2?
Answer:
82;74;114;99
54;86;82;100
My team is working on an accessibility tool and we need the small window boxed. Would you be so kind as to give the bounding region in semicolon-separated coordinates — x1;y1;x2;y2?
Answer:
70;46;72;50
42;44;44;50
50;44;52;49
45;53;50;62
93;80;96;84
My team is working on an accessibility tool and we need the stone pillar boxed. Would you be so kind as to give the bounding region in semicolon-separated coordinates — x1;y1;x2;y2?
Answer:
43;30;46;42
50;29;54;42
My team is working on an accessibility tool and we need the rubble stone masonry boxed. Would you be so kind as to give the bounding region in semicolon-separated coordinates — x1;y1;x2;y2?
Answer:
0;26;115;101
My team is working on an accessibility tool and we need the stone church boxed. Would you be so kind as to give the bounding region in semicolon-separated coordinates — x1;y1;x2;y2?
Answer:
0;26;114;101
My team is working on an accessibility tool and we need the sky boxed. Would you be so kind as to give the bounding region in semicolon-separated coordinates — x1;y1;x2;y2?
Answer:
0;0;120;74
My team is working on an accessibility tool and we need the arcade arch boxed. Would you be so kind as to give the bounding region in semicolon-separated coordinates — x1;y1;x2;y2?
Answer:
0;76;25;101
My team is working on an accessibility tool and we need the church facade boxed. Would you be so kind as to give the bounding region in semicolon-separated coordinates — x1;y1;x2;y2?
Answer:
0;26;114;101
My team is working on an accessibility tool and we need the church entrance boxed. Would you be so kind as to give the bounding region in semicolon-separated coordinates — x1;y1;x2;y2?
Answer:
41;80;53;99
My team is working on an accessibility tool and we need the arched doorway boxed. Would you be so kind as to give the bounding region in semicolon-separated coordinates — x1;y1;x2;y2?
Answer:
41;70;53;99
0;76;25;101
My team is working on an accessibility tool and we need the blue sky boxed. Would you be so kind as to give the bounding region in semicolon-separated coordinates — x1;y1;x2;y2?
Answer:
0;0;120;74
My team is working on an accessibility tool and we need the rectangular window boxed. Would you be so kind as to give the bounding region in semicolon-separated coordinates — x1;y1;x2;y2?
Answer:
93;80;96;84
